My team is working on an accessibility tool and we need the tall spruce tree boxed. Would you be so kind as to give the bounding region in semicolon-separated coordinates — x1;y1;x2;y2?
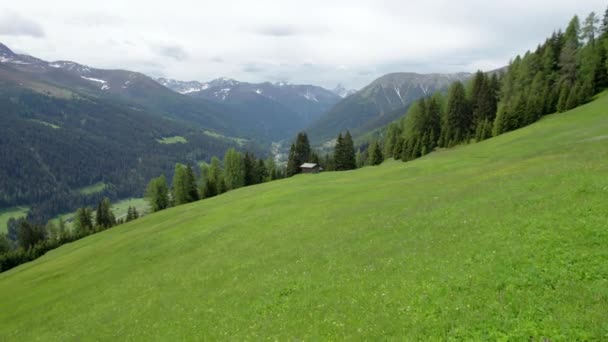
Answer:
602;5;608;34
74;207;94;233
443;81;471;146
342;131;357;170
171;164;186;205
95;197;116;229
582;12;600;44
334;133;344;169
286;144;298;177
286;132;312;176
145;175;169;212
17;220;46;250
185;165;199;202
368;141;384;166
223;148;244;190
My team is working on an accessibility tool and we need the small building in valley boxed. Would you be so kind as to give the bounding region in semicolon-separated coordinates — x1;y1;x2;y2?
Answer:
300;163;322;174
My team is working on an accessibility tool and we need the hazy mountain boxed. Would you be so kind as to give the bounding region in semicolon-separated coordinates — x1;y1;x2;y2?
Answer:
332;83;357;98
158;77;342;127
308;72;472;142
1;42;329;142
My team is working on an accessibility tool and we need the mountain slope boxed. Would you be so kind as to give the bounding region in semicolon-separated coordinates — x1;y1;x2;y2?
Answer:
158;77;342;138
0;54;241;218
1;42;316;142
308;72;471;142
1;93;607;339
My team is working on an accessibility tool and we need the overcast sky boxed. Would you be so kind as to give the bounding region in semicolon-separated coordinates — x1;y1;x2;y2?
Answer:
0;0;606;89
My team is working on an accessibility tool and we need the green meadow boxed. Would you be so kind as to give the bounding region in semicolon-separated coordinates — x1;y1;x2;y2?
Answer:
77;182;107;195
1;94;607;340
157;136;188;144
0;207;29;234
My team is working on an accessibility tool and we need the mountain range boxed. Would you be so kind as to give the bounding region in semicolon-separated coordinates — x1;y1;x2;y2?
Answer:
157;77;343;130
0;41;473;221
307;72;472;143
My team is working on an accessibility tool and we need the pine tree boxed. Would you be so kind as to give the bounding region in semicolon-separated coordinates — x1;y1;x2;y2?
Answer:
58;217;67;239
95;197;116;229
185;165;199;202
443;81;471;145
223;148;244;190
198;163;210;199
556;82;571;112
368;141;384;166
286;132;312;176
243;152;258;186
286;144;298;177
257;159;267;183
126;206;134;222
74;207;93;233
342;131;356;170
582;12;600;44
602;5;608;35
335;132;356;170
334;133;344;170
560;17;581;83
171;164;187;205
264;157;277;182
0;233;10;254
17;220;46;250
145;175;169;212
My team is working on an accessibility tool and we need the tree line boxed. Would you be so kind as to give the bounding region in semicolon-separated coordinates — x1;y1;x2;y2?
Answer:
145;148;284;212
0;197;139;272
379;9;608;162
283;130;384;176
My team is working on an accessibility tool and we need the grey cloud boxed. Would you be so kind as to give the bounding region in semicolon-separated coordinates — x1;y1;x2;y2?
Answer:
0;12;44;37
153;44;188;61
256;25;297;37
67;12;123;27
243;64;264;73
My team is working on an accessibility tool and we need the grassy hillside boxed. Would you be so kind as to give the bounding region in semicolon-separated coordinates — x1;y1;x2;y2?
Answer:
1;93;607;340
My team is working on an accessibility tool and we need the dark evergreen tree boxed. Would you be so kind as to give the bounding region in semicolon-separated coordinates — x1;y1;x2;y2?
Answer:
286;132;312;176
95;197;116;229
342;131;357;170
126;206;134;222
286;144;298;177
0;233;10;254
17;220;46;250
74;207;94;233
185;165;199;202
443;81;471;145
368;141;384;166
334;133;344;168
243;152;257;186
602;5;608;35
335;131;356;170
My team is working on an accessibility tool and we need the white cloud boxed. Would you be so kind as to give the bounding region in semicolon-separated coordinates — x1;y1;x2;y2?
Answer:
0;0;605;88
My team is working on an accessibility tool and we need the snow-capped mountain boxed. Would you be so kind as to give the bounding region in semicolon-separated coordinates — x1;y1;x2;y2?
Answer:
308;72;473;142
332;83;357;98
157;77;342;125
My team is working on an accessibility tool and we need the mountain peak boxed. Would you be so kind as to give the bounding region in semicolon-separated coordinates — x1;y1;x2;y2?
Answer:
0;43;15;57
332;83;357;98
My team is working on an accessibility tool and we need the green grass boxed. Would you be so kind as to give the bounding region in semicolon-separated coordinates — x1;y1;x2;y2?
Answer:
49;198;150;230
1;94;608;340
77;182;107;195
0;207;29;233
156;136;187;144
